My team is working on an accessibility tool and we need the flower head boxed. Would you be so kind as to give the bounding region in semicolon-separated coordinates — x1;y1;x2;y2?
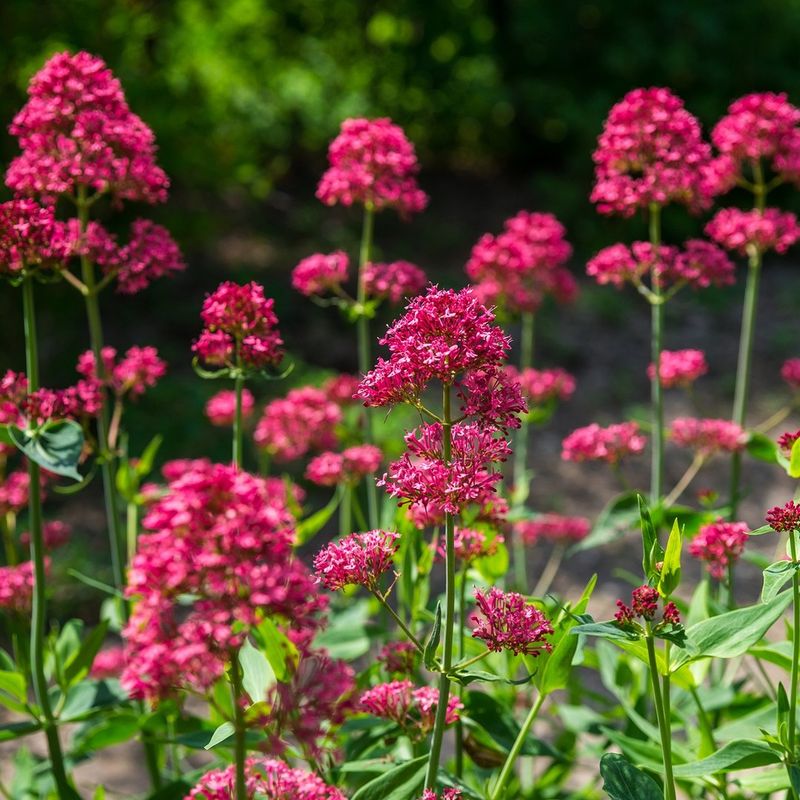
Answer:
378;641;417;674
78;345;166;398
778;429;800;453
766;500;800;533
670;418;746;456
689;520;748;579
471;587;553;656
205;389;255;427
20;520;71;551
0;561;44;615
115;220;184;294
615;585;679;626
421;792;463;800
305;444;382;487
507;365;576;406
648;349;708;388
562;422;646;464
515;514;591;546
292;251;350;297
322;374;361;405
364;260;427;304
317;118;427;215
782;358;800;391
0;199;67;276
90;647;126;679
706;208;800;255
436;527;502;564
313;530;399;592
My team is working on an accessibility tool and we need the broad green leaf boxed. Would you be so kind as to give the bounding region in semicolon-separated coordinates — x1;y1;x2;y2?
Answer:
750;641;793;672
350;755;427;800
475;539;509;581
658;518;682;598
9;420;84;481
0;670;27;713
0;425;13;446
204;721;235;750
59;679;130;721
570;621;639;643
791;437;800;478
313;601;371;661
254;617;298;682
136;434;163;477
238;639;276;703
450;668;535;687
747;431;780;464
671;590;793;670
424;602;442;669
74;714;140;753
761;560;797;603
739;767;791;793
600;753;662;800
672;739;780;777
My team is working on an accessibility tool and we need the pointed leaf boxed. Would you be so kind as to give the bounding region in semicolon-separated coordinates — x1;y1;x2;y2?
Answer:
658;518;682;598
9;420;84;481
761;560;797;603
204;721;235;750
790;437;800;479
238;639;275;703
672;739;780;777
424;602;442;669
350;755;427;800
600;753;662;800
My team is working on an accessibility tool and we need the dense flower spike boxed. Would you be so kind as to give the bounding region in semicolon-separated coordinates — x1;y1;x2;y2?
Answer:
706;208;800;255
670;417;747;455
364;260;428;304
507;365;576;405
591;87;713;216
317;117;427;215
115;220;184;294
122;461;326;702
0;198;67;276
766;500;800;533
292;251;350;297
436;527;502;564
185;757;346;800
205;388;255;427
648;349;708;388
466;210;576;313
689;520;749;579
782;358;800;390
360;680;462;738
562;422;646;464
77;345;166;398
515;514;591;546
379;641;417;674
193;281;283;371
357;285;512;410
313;530;399;591
7;51;168;203
254;387;341;462
305;444;382;487
380;422;511;516
472;587;553;656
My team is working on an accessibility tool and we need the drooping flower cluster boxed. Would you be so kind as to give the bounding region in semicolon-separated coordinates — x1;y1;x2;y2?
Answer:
766;500;800;533
515;514;591;546
436;527;502;564
193;282;283;371
254;387;341;462
506;365;576;406
363;260;428;304
360;680;462;739
689;520;749;579
615;585;680;628
316;117;427;216
466;210;576;314
305;444;382;487
313;530;399;592
471;587;553;656
0;198;68;277
591;87;713;217
7;51;169;203
292;251;350;297
185;757;346;800
122;461;326;702
561;422;646;464
205;388;255;427
77;346;166;399
670;418;747;456
648;349;708;388
706;208;800;255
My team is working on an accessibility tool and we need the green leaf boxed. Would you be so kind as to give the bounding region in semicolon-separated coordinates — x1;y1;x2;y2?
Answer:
747;431;780;464
253;617;297;683
296;486;343;545
571;621;639;643
204;721;235;750
424;602;442;669
638;494;662;582
450;669;535;687
74;713;140;753
749;524;776;536
0;425;14;446
350;755;427;800
761;560;797;603
313;601;371;660
238;639;276;703
65;621;110;687
0;670;27;713
790;437;800;479
59;679;130;721
672;739;781;777
0;720;39;742
474;539;509;581
600;753;662;800
671;590;793;670
135;434;163;477
658;518;682;598
9;420;84;481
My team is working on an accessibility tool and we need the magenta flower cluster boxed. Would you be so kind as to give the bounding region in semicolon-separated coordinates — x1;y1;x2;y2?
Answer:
515;514;591;546
689;520;749;580
305;444;382;487
670;417;747;456
648;349;708;388
562;422;646;464
471;587;553;656
313;530;399;591
77;345;166;398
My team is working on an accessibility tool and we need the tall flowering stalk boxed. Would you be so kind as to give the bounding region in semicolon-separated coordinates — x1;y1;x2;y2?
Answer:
704;93;800;516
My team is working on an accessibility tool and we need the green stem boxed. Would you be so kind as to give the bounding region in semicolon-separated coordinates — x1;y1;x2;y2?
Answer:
22;277;73;799
230;652;247;800
424;384;455;790
339;484;352;536
489;692;546;800
789;532;799;760
1;515;16;566
356;204;378;530
455;562;468;777
649;203;664;506
532;544;565;598
232;372;245;470
126;502;138;566
373;591;424;653
645;628;676;800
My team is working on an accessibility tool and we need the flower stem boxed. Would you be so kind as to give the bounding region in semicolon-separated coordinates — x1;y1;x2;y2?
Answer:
372;590;424;653
230;652;247;800
339;484;352;536
788;532;799;760
645;627;676;800
424;384;455;790
489;692;546;800
455;562;468;777
663;454;705;508
22;276;73;799
532;543;565;598
649;203;665;507
232;372;245;470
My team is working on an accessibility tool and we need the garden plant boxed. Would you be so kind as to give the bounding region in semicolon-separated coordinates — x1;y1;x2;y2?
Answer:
2;51;800;800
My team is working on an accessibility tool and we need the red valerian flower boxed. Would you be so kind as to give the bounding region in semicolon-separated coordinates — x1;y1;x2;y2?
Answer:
90;646;126;679
778;429;800;453
313;530;399;592
77;345;166;398
670;417;746;455
0;560;43;614
0;198;68;276
515;514;591;546
615;585;680;627
115;220;184;294
378;641;417;674
648;349;708;388
292;251;350;297
706;208;800;255
364;260;428;304
507;365;576;406
781;358;800;390
766;501;800;533
471;587;553;656
305;444;382;487
562;422;646;464
420;791;463;800
204;388;255;427
689;520;749;580
435;527;502;564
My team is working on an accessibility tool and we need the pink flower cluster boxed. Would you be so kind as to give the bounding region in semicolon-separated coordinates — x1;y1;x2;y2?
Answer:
254;387;341;462
292;251;350;297
363;260;428;304
0;560;41;614
562;422;646;464
379;641;417;674
313;530;399;592
507;365;576;406
90;646;126;679
436;527;502;564
0;199;67;276
591;87;713;216
7;51;168;204
670;418;747;455
122;461;326;702
19;520;71;551
515;514;591;546
766;500;800;533
317;117;427;216
380;422;510;517
305;444;382;487
778;429;800;453
77;345;166;398
193;281;283;371
782;358;800;391
360;680;462;738
114;219;185;294
322;374;361;405
466;210;575;314
0;471;40;514
615;585;680;626
648;349;708;388
186;757;346;800
472;587;553;656
689;520;749;580
706;208;800;255
204;388;255;427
